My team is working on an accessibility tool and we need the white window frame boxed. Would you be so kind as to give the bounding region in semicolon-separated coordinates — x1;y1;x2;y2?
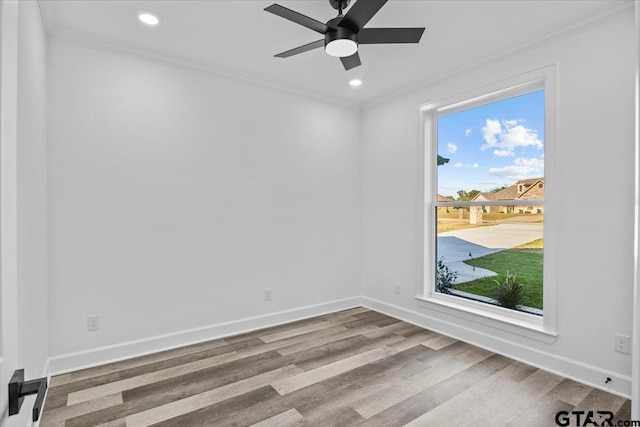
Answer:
416;65;558;341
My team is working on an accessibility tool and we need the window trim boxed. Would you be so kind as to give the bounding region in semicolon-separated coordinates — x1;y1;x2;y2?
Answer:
415;65;558;338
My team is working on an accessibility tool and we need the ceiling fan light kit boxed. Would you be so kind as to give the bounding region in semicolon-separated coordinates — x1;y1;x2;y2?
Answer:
265;0;425;70
325;27;358;57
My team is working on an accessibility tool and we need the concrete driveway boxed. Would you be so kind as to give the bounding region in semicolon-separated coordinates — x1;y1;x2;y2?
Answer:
438;223;543;283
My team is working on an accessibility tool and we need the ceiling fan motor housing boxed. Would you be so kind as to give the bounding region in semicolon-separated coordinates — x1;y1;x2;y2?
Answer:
325;26;357;46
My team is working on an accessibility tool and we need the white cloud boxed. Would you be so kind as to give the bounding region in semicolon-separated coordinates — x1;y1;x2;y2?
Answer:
446;142;458;154
453;162;464;168
481;119;502;147
514;157;544;168
488;157;544;180
481;118;543;156
493;149;512;157
470;163;479;169
465;128;472;136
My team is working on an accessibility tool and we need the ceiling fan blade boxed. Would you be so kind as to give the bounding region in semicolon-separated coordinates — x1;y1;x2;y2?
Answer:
358;27;425;44
275;40;325;58
340;52;361;70
264;4;329;34
339;0;388;32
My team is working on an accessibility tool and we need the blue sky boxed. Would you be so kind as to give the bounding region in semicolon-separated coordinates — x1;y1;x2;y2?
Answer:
437;89;545;197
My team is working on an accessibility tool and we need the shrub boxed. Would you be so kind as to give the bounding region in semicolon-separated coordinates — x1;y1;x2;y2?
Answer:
492;270;528;309
436;257;457;294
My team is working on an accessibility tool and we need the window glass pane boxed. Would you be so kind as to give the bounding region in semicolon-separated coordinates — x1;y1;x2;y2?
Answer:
435;90;544;314
437;90;544;197
436;208;544;314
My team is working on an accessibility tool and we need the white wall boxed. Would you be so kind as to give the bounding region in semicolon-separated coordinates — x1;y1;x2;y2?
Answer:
361;14;635;396
47;41;361;362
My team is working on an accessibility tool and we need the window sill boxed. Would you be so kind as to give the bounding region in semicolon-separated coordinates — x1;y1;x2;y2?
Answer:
416;293;558;344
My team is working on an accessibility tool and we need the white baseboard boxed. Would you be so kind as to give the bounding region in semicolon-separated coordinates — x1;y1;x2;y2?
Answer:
45;295;632;400
361;296;632;399
47;296;361;376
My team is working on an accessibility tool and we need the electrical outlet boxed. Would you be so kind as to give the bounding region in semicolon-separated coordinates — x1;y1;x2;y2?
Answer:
264;288;272;301
87;315;100;332
614;334;630;354
394;283;401;295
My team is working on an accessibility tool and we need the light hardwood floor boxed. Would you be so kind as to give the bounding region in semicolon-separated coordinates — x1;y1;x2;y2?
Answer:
40;307;632;426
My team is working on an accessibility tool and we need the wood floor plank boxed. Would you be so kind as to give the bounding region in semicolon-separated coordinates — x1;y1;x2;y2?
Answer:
249;408;305;427
388;331;436;352
547;378;594;406
402;342;478;380
39;393;123;427
403;361;564;427
302;406;365;426
149;386;281;427
359;354;514;427
315;344;435;395
508;369;565;408
573;388;628;420
211;384;328;427
66;350;241;405
237;325;349;358
259;321;339;343
295;345;435;420
614;399;633;424
272;346;396;395
351;344;494;419
39;307;632;427
49;338;231;388
505;395;574;427
47;336;264;412
276;324;379;356
125;365;303;427
65;350;293;427
352;382;424;419
42;372;123;412
224;316;330;344
94;419;128;427
292;334;404;372
360;320;416;339
421;333;458;350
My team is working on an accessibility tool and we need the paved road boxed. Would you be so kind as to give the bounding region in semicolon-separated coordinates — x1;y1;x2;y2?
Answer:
437;223;543;284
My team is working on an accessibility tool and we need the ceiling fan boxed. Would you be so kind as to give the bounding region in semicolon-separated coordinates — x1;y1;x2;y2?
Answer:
264;0;425;71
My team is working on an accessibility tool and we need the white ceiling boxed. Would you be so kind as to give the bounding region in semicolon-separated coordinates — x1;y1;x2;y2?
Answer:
40;0;632;106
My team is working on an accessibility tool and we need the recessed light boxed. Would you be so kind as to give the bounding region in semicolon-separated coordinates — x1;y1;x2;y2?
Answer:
349;79;362;87
138;12;160;26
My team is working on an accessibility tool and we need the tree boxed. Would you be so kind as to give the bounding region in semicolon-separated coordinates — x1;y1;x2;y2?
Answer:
457;189;481;201
489;185;508;193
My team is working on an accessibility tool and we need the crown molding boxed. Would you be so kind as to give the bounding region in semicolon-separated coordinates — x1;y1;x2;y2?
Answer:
37;0;632;110
37;2;359;111
362;0;634;110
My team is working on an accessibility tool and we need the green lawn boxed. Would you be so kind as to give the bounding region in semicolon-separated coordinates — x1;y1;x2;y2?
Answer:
454;246;544;309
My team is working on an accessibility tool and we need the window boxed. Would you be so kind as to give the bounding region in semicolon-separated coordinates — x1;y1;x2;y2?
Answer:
435;89;545;316
418;67;557;336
